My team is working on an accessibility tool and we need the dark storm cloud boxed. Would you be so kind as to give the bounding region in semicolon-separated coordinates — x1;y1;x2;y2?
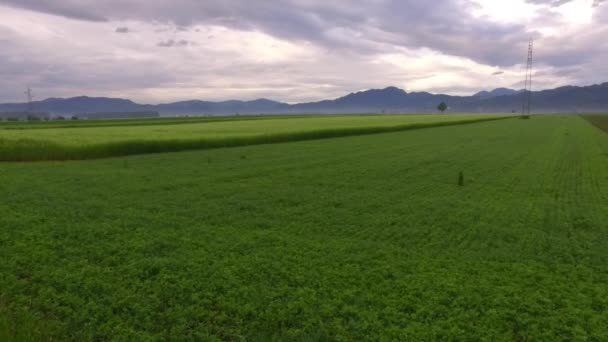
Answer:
0;0;107;21
157;39;191;47
0;0;535;66
546;30;608;69
372;1;532;66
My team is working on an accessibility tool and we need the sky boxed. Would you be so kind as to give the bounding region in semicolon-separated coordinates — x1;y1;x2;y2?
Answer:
0;0;606;104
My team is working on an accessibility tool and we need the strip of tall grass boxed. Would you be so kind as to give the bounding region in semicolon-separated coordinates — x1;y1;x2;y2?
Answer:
580;114;608;133
0;116;512;161
0;114;308;131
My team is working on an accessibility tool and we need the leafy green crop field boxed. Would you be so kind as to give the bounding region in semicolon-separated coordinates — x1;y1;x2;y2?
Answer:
1;115;608;340
0;114;507;161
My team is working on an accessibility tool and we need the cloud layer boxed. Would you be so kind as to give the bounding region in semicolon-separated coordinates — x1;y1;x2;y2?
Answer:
0;0;606;103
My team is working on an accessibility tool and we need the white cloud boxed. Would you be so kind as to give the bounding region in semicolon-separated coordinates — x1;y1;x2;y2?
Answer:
472;0;541;23
0;0;606;103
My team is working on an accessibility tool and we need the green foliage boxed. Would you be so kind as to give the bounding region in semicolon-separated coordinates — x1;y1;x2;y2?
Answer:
0;305;56;342
438;102;448;112
1;115;608;340
0;114;510;161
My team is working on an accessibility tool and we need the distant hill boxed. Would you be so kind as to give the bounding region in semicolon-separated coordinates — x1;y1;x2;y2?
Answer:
473;88;522;98
1;83;607;116
155;99;288;115
0;96;142;115
286;83;608;114
75;111;160;120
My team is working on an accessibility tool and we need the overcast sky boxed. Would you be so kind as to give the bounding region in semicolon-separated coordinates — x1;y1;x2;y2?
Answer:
0;0;606;103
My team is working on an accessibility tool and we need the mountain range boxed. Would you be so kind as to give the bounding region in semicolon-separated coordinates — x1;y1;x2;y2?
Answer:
473;88;523;98
1;83;607;116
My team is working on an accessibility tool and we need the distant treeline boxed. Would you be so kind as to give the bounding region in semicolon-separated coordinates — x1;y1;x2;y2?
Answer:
75;111;159;120
0;111;159;121
0;112;51;121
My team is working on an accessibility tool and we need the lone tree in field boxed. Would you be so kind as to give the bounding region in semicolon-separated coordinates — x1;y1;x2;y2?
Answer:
438;102;448;113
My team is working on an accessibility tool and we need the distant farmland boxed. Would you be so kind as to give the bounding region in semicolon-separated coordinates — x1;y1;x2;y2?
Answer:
2;114;608;340
0;114;508;161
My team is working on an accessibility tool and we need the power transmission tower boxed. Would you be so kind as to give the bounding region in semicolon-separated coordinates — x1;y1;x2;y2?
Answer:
521;39;534;115
24;86;34;112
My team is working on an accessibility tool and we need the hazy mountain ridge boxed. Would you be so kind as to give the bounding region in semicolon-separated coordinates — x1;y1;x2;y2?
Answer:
1;83;607;115
473;88;522;98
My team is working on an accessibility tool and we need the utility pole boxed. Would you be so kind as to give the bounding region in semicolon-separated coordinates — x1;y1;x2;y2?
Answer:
522;39;534;115
24;86;34;113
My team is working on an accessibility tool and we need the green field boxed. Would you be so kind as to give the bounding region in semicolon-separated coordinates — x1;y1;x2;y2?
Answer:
0;114;506;161
2;114;608;340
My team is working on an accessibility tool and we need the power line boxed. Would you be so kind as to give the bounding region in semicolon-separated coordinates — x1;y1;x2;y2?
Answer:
24;86;34;113
522;39;534;115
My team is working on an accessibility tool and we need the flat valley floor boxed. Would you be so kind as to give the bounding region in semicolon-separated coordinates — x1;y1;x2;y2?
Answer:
1;115;608;340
